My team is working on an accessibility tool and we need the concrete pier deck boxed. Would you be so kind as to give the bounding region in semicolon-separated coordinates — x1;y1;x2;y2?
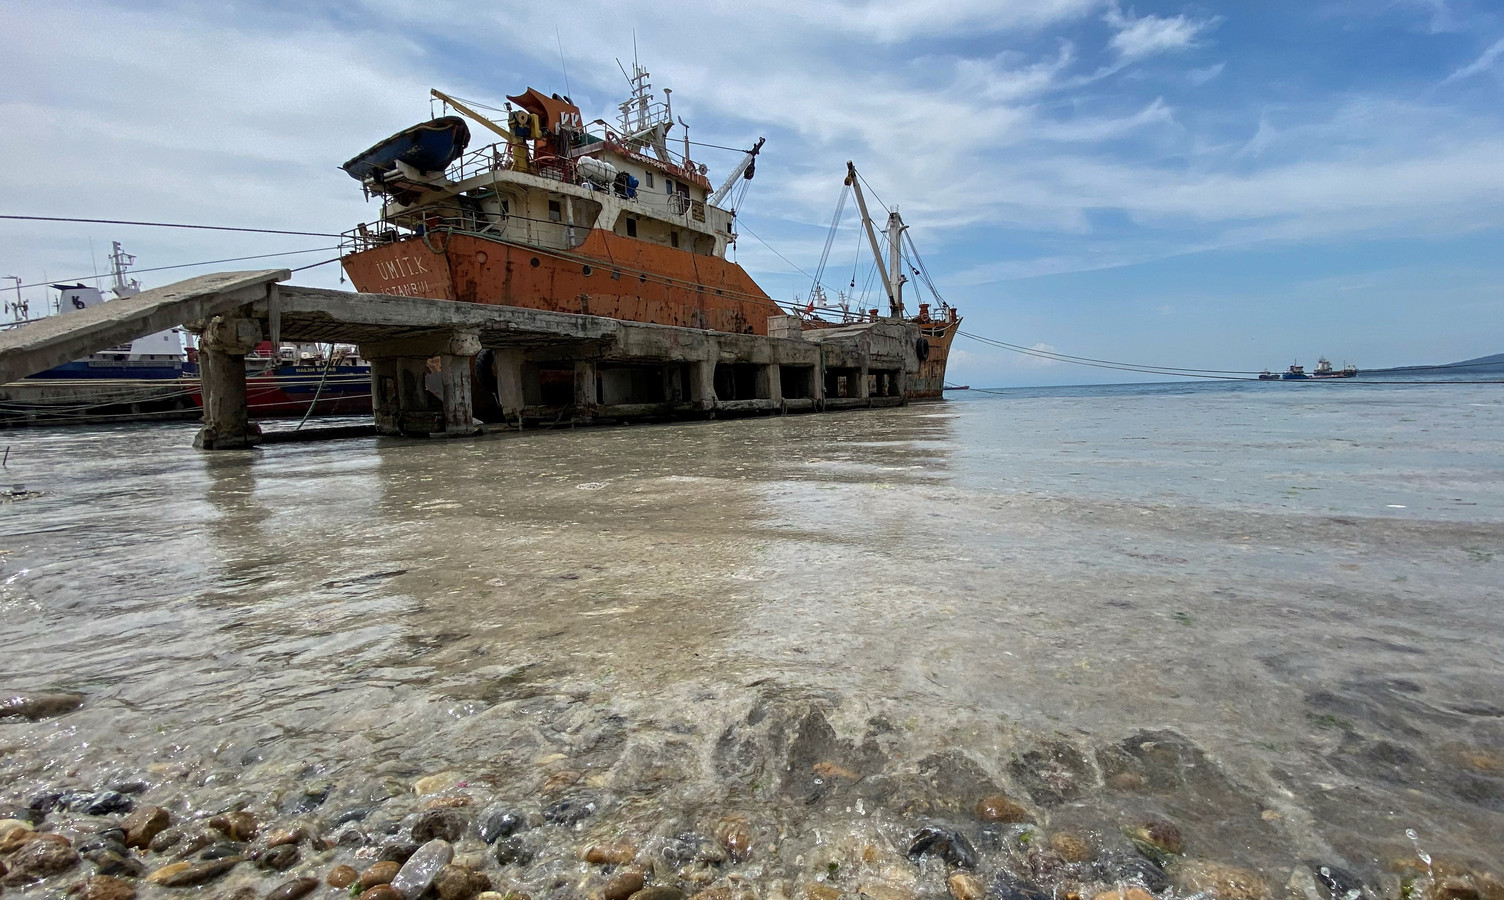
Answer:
0;270;922;449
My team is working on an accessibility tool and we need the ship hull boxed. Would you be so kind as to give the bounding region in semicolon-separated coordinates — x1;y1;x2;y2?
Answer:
909;319;961;400
342;230;785;335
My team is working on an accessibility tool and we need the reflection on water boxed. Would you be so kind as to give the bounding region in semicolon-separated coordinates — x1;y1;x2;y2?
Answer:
1;383;1501;893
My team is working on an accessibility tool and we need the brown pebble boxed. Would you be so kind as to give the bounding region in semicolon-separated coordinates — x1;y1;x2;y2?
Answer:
948;873;985;900
602;872;645;900
716;818;752;863
0;827;39;856
266;878;319;900
1128;815;1183;856
1092;889;1156;900
361;862;402;890
435;864;491;900
1432;878;1483;900
212;887;257;900
583;844;636;866
68;875;137;900
208;812;258;843
265;828;306;849
145;858;243;888
121;806;172;850
5;834;80;882
1107;772;1145;791
975;794;1032;824
631;888;685;900
804;886;841;900
423;796;473;809
358;888;404;900
328;866;360;889
855;884;914;900
1174;861;1271;900
1049;832;1093;863
691;890;732;900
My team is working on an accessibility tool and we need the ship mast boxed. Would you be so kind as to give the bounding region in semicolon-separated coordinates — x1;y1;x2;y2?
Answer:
108;242;140;299
845;162;902;318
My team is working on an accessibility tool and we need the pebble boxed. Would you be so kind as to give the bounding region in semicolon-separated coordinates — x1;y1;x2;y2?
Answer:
200;842;249;861
149;827;184;853
413;773;462;796
543;796;597;825
361;862;403;889
359;887;405;900
491;837;531;867
907;824;978;869
0;692;85;721
1095;851;1171;893
259;844;300;872
209;812;259;842
328;866;359;888
602;872;645;900
1091;890;1156;900
1174;861;1272;900
1126;815;1183;859
715;818;752;862
1311;864;1365;900
633;888;686;900
121;806;172;850
975;795;1032;824
378;842;420;864
265;878;319;900
432;863;490;900
855;883;915;900
73;792;133;817
87;850;145;878
0;826;39;856
989;874;1049;900
477;808;526;844
584;843;637;865
391;839;454;900
145;858;243;887
265;827;306;848
948;873;986;900
67;875;137;900
5;834;80;882
1048;832;1093;863
413;808;469;843
804;886;841;900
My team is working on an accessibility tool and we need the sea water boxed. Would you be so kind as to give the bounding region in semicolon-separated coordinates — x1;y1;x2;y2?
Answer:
1;377;1500;892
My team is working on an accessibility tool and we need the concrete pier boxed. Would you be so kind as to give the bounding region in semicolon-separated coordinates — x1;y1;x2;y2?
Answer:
0;270;925;449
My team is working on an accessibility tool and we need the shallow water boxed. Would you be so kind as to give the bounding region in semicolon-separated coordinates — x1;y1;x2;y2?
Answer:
1;379;1501;895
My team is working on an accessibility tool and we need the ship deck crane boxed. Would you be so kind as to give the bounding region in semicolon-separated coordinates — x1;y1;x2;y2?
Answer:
430;89;531;173
709;138;765;208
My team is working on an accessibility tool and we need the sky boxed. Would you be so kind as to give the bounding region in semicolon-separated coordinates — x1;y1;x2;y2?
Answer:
2;0;1502;386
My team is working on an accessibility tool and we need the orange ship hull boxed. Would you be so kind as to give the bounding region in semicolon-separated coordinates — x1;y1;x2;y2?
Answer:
342;229;785;336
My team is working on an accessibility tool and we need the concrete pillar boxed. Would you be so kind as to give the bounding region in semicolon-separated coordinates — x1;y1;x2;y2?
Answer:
369;356;401;434
763;364;783;405
194;316;262;451
573;359;598;417
491;349;525;422
438;331;482;436
688;358;717;410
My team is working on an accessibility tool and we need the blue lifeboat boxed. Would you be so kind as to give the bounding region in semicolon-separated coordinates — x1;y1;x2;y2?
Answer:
341;116;471;182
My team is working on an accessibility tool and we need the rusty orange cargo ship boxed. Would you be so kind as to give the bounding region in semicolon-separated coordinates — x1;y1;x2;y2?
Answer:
339;62;959;400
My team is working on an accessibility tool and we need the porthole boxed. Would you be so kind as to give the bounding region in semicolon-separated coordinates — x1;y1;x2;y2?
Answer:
529;257;540;268
582;265;593;276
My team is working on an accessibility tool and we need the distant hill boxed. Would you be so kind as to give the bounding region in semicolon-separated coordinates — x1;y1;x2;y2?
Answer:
1368;352;1504;374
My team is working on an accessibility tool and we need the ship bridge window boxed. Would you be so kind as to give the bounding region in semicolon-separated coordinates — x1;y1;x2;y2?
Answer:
625;217;637;238
670;230;679;249
548;200;562;222
644;172;654;189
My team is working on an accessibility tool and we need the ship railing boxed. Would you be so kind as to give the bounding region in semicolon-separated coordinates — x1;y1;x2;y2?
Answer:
446;141;517;183
341;206;590;257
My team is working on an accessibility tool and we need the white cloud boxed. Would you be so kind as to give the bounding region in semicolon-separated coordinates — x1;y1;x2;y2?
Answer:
1444;36;1504;83
1103;3;1217;61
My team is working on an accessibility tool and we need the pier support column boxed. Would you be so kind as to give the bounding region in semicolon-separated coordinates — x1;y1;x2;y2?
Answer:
491;349;526;423
856;363;871;402
573;360;598;420
688;340;718;412
369;357;400;435
194;316;263;451
438;332;482;436
761;364;784;408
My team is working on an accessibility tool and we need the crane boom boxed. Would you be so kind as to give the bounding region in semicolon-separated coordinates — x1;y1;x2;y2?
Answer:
709;138;765;208
846;161;899;316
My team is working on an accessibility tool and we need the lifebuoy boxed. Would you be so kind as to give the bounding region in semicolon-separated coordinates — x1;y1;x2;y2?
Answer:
915;337;931;361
